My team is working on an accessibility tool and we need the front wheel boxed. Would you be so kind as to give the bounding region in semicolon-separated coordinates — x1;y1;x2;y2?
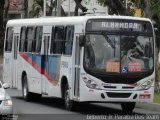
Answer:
22;75;32;101
121;102;136;113
64;84;76;111
22;75;42;101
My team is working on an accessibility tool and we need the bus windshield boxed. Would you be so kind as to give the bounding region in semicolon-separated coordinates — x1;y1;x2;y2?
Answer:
84;33;154;74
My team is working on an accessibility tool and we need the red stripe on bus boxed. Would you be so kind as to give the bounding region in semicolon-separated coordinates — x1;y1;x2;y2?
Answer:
19;53;53;83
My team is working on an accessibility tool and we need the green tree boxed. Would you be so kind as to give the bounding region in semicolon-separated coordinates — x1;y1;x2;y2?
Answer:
29;0;88;17
24;0;28;18
97;0;130;15
131;0;152;18
74;0;87;16
29;0;66;17
0;0;10;54
29;0;43;17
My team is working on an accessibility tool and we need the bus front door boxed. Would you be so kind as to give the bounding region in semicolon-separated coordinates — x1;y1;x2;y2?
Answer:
12;34;19;88
73;35;81;98
42;34;50;94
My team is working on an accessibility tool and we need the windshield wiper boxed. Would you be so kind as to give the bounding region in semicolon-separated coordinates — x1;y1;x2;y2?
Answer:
102;32;115;49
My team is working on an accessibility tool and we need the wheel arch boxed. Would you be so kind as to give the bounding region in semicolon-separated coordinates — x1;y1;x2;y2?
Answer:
61;76;69;99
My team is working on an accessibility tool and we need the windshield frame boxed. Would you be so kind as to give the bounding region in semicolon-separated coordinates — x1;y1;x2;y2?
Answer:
83;31;154;77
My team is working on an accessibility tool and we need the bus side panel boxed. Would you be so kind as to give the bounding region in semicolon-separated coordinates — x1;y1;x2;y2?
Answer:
17;53;23;90
27;53;41;94
59;56;72;98
47;55;61;97
17;53;29;90
18;52;42;94
31;54;42;94
3;53;12;86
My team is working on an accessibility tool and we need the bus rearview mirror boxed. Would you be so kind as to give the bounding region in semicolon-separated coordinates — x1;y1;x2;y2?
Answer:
79;35;85;47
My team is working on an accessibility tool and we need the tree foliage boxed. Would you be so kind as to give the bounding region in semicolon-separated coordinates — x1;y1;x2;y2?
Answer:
0;0;10;54
29;0;44;17
29;0;88;17
74;0;87;16
97;0;153;17
97;0;124;15
151;0;160;35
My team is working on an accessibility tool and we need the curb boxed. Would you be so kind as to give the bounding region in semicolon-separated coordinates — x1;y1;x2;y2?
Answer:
136;102;160;112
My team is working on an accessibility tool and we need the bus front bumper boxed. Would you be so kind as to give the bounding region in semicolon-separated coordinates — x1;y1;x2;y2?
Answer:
79;87;154;103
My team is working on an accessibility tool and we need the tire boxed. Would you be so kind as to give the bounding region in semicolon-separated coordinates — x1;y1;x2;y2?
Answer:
121;102;136;113
64;84;76;111
22;75;32;101
22;75;41;101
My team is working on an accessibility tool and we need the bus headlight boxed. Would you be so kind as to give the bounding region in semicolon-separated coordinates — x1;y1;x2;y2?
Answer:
138;80;153;90
83;79;101;89
4;99;13;106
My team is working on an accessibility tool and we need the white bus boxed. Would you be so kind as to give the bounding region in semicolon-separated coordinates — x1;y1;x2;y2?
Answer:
3;16;155;112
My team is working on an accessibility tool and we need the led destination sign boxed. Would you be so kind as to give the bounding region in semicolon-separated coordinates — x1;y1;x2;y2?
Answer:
86;19;153;33
101;22;139;29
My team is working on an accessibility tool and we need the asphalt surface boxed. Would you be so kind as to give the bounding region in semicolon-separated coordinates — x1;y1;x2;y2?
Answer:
1;65;160;120
4;89;160;120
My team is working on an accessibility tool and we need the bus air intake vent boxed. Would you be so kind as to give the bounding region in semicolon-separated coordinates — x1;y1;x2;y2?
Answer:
122;86;135;89
103;86;116;89
106;92;131;98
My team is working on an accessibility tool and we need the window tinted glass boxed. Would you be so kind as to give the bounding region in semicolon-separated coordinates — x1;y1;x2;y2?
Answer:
26;27;34;52
50;27;55;53
64;26;74;55
51;26;64;54
35;27;43;53
19;27;26;52
5;27;13;52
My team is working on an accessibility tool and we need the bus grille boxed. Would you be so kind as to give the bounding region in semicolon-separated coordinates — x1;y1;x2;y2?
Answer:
122;86;135;89
106;92;131;98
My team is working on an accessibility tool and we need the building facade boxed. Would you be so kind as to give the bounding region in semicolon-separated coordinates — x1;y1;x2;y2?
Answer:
8;0;25;19
7;0;108;19
57;0;108;16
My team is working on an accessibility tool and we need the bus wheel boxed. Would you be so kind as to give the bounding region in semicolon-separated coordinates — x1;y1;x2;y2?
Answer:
64;84;76;111
121;102;136;113
22;75;32;101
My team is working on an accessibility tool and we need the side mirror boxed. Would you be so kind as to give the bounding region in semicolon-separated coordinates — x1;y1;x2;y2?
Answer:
79;35;85;47
3;83;10;89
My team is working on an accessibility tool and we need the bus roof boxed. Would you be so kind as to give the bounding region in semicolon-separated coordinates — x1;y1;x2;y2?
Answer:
7;15;152;27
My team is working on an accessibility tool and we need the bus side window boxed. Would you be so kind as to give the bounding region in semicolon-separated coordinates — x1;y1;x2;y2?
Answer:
50;26;55;54
26;27;35;52
53;26;64;54
33;26;43;53
5;27;13;52
64;26;74;55
19;27;26;52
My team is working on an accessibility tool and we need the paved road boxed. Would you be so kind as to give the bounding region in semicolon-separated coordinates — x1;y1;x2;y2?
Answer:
1;65;160;120
4;89;160;120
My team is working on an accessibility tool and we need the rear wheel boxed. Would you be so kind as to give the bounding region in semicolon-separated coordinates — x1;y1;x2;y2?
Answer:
121;102;136;113
64;84;76;111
